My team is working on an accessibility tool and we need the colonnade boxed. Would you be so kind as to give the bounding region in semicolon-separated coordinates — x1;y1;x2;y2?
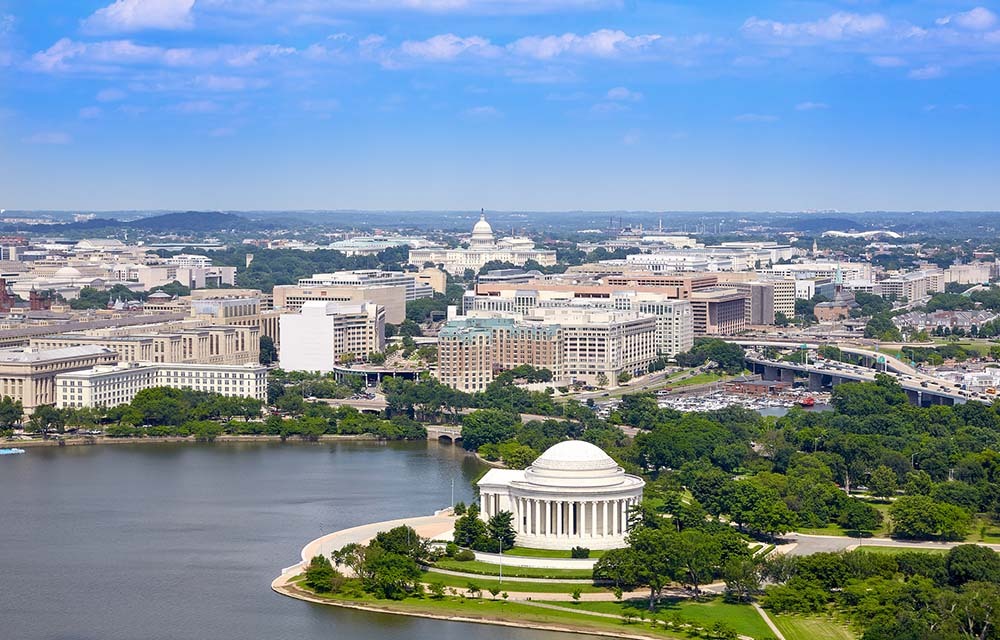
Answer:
481;493;640;540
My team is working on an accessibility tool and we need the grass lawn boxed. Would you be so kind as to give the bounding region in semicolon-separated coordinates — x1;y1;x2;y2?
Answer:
504;546;608;559
968;517;1000;543
670;372;728;387
432;559;594;580
858;546;948;555
558;597;773;639
295;587;691;639
771;614;856;640
797;499;893;538
421;571;606;593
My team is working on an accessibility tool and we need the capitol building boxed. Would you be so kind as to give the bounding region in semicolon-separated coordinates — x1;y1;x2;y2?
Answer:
407;213;557;275
477;440;644;550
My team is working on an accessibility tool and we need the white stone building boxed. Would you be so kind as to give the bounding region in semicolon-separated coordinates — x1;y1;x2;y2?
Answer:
407;213;556;274
55;362;268;409
278;301;385;373
478;440;644;550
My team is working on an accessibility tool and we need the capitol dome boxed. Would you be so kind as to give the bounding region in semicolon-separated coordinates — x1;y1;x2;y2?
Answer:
470;212;495;247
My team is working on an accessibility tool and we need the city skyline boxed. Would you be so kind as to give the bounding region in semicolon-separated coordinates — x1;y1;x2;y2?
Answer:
2;0;1000;211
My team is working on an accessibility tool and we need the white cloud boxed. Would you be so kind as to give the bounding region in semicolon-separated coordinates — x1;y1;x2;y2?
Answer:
795;101;829;111
400;34;501;61
462;105;502;118
24;131;71;144
171;99;221;113
591;101;629;114
909;64;943;80
79;106;103;119
733;113;778;122
508;29;661;59
623;129;640;145
606;86;642;101
869;56;906;68
31;38;294;73
936;7;997;31
97;88;128;102
83;0;195;34
0;14;14;67
742;12;888;43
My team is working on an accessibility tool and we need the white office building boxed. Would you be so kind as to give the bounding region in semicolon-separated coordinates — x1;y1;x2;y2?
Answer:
279;301;386;373
55;362;268;409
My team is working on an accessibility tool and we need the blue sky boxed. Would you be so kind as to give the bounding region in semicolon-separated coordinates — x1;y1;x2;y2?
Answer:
1;1;999;212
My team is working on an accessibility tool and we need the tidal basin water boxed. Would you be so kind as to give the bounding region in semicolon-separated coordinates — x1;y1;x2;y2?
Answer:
0;440;598;640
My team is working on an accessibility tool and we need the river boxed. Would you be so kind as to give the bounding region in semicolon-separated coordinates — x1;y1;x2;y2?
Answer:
0;441;594;640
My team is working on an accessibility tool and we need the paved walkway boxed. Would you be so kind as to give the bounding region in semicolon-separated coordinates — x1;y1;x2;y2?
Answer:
782;532;1000;556
289;511;456;573
474;550;598;569
753;603;786;640
426;566;595;584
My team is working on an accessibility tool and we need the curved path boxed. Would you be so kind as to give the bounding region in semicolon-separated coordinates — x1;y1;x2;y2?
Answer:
782;532;1000;556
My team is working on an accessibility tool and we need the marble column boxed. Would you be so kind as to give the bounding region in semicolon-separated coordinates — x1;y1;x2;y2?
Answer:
544;501;551;537
603;500;609;537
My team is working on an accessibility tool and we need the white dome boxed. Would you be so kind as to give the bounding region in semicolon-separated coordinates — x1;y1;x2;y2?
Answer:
472;213;493;237
55;266;83;278
534;440;616;469
520;440;637;490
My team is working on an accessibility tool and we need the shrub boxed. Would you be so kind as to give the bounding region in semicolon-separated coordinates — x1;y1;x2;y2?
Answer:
445;542;458;557
454;549;476;561
571;546;591;559
453;501;466;516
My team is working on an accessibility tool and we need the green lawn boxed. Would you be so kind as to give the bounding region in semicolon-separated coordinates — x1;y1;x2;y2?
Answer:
858;546;948;555
432;559;594;580
421;571;605;593
558;597;774;639
504;546;608;559
797;499;893;538
294;587;692;639
771;614;856;640
670;372;728;387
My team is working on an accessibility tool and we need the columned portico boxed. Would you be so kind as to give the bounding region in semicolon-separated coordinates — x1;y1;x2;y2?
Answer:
477;440;645;551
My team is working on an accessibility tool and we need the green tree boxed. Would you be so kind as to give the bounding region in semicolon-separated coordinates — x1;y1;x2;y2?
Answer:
838;498;883;536
868;465;899;501
259;335;277;365
486;511;516;551
460;409;519;452
0;396;23;428
453;504;488;548
304;554;344;593
28;405;65;434
592;547;643;590
945;544;1000;586
890;495;972;541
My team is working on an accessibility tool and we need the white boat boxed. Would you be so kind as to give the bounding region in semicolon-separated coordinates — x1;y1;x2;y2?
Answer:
0;448;26;455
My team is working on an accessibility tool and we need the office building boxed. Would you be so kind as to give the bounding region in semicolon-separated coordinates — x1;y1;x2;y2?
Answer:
279;302;385;373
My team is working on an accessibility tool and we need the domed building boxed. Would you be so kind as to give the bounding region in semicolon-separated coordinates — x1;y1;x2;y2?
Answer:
477;440;644;550
407;210;556;275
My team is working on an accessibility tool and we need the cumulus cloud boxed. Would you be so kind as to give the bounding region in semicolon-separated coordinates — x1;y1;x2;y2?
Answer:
31;38;294;73
795;101;829;111
936;7;997;31
24;131;72;144
909;64;944;80
508;29;661;59
462;105;502;118
83;0;195;34
606;86;642;101
97;88;128;102
869;56;906;68
741;12;888;43
400;34;501;60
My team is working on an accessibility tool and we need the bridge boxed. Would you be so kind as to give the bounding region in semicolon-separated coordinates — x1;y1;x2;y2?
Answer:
425;425;462;443
743;353;976;406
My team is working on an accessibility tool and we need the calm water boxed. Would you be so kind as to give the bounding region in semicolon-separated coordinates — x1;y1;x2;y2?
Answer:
0;441;592;640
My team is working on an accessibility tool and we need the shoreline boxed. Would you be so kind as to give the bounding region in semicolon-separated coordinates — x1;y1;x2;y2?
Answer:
5;433;407;448
270;577;666;640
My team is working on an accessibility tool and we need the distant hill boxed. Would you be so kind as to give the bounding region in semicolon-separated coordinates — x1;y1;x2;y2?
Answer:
0;210;265;234
789;216;862;233
128;211;254;232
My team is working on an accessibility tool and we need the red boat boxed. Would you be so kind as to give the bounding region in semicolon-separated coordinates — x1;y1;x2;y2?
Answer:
798;397;816;407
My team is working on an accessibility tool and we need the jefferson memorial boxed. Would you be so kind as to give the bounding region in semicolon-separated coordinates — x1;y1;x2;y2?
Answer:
477;440;644;550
